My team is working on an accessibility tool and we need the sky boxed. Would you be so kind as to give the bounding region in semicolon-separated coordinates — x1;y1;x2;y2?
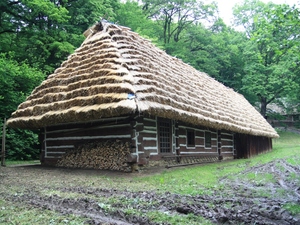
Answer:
211;0;299;25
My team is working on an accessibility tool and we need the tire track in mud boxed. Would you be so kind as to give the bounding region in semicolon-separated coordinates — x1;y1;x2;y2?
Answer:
3;186;300;225
1;159;300;224
3;192;140;225
220;159;300;202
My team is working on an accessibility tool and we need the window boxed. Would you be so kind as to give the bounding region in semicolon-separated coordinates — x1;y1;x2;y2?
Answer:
187;130;195;146
205;131;211;148
159;121;171;153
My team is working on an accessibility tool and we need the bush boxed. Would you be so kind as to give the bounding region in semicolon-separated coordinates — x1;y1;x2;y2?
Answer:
0;122;40;160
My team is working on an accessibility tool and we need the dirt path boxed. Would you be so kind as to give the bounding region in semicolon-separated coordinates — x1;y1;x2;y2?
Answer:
1;159;300;225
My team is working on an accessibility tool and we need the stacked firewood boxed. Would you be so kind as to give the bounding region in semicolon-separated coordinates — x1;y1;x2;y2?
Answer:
56;140;131;171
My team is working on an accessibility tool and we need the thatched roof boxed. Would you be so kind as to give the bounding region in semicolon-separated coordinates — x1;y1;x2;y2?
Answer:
7;22;278;138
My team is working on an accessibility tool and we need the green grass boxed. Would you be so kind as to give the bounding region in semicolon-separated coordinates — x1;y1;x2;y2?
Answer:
147;211;212;225
245;172;275;186
2;130;300;224
5;160;40;166
135;130;300;195
283;203;300;216
38;190;213;224
0;200;87;225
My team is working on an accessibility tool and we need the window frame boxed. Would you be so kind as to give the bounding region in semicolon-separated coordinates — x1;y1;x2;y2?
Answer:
158;119;172;154
205;131;212;148
186;129;195;147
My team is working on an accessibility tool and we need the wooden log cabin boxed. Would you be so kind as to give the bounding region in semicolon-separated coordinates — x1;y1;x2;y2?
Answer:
7;21;278;171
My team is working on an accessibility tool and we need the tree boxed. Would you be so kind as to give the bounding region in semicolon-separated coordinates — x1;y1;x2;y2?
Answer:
0;0;122;160
142;0;217;44
115;0;161;45
0;0;120;72
0;0;70;72
0;54;45;160
161;20;246;91
233;0;300;117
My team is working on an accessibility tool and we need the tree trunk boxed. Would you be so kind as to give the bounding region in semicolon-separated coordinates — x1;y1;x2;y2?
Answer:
1;118;6;167
260;97;267;119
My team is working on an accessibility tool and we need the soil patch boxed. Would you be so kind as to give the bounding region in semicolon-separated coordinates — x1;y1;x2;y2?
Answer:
1;159;300;224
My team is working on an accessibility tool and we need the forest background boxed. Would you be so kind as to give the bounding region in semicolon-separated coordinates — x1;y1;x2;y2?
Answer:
0;0;300;160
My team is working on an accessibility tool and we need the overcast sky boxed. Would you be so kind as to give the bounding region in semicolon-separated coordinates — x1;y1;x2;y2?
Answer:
210;0;299;25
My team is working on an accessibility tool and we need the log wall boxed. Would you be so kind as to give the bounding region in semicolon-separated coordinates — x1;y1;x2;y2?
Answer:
41;116;133;166
175;123;235;159
130;115;154;164
140;116;159;160
40;114;267;169
134;118;235;163
177;124;218;155
220;131;235;159
235;134;272;159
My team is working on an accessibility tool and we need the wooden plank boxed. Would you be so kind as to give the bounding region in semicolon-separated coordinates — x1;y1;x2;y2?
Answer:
222;140;233;146
144;146;158;151
143;136;157;141
195;137;204;145
178;137;186;145
177;127;186;135
221;147;234;153
46;116;131;131
221;132;233;140
143;120;157;127
46;134;131;141
211;140;217;146
195;130;204;137
142;139;157;147
211;133;217;138
46;126;131;138
178;124;206;132
140;130;156;134
163;153;220;168
47;145;74;149
46;140;79;147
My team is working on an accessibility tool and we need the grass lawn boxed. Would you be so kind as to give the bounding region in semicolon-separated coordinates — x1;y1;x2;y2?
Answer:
1;129;299;224
134;129;300;195
5;160;40;166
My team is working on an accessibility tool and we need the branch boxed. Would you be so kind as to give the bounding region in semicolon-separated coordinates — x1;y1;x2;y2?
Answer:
0;29;15;35
266;87;284;104
190;46;205;52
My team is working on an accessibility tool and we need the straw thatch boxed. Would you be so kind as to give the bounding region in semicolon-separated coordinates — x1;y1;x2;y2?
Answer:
7;21;278;138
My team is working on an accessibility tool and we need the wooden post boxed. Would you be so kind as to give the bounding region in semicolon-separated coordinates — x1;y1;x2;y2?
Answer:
1;118;6;167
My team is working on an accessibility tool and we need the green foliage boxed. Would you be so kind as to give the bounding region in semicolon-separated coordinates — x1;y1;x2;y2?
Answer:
5;128;40;160
0;54;45;118
0;0;122;160
116;0;162;44
233;0;300;117
142;0;217;44
0;54;44;160
0;0;121;72
161;22;246;91
22;0;70;23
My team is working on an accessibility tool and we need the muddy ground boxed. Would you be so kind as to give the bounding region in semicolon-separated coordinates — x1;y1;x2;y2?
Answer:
0;159;300;225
